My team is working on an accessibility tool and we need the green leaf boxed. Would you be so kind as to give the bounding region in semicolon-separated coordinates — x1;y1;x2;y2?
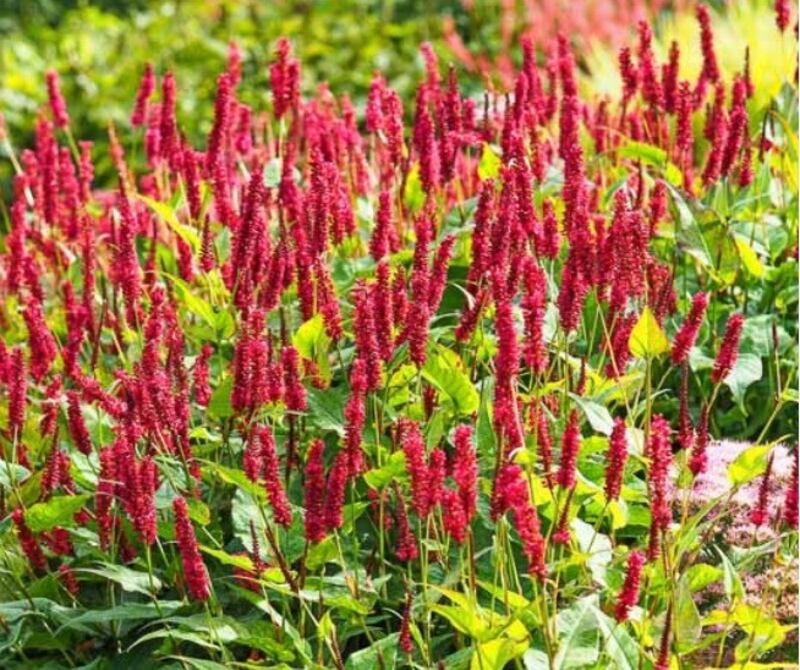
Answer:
293;314;331;360
344;633;399;670
363;451;406;489
186;498;210;525
477;143;502;181
264;158;282;188
569;393;613;435
555;597;600;669
0;460;30;487
170;275;217;329
200;546;255;571
685;564;722;592
665;183;714;268
716;546;744;602
80;564;161;595
422;345;479;415
165;659;228;670
723;353;762;405
727;444;773;486
588;598;639;670
207;375;233;419
138;194;200;250
24;494;91;532
201;462;265;501
618;140;666;166
56;601;184;634
404;164;424;213
306;386;346;435
734;235;766;278
628;306;670;358
572;519;612;586
675;575;702;651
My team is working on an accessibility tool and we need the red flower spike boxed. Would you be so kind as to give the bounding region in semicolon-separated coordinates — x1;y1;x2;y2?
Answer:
783;450;798;528
401;419;431;518
258;425;292;527
131;63;155;128
394;487;418;562
324;450;350;531
647;415;673;531
749;454;774;527
605;418;628;502
615;550;645;622
45;70;70;128
12;508;47;572
557;410;581;490
173;496;210;601
671;292;709;365
452;425;478;523
711;313;744;384
303;439;327;543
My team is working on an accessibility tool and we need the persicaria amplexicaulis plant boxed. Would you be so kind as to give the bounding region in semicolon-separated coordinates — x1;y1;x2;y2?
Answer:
0;4;797;667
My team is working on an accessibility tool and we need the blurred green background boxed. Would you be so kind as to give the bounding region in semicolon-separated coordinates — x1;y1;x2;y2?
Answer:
0;1;794;171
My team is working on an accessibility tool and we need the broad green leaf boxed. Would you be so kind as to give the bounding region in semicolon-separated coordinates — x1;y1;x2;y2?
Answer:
293;314;331;360
675;575;701;651
665;183;713;267
715;546;745;602
422;345;479;415
200;546;256;571
202;462;265;501
165;658;228;670
363;451;406;489
607;498;629;530
80;564;161;595
207;375;233;419
572;519;612;586
618;141;666;165
727;444;772;486
723;353;762;405
138;194;200;250
404;163;424;213
344;633;399;670
555;597;600;669
472;635;525;670
306;386;346;435
478;143;502;181
264;158;282;188
0;460;30;487
628;306;670;358
476;580;530;610
24;494;91;532
431;604;485;638
56;601;183;633
187;498;210;525
569;393;613;435
685;564;722;592
588;598;639;670
523;649;550;670
734;235;766;278
170;275;217;329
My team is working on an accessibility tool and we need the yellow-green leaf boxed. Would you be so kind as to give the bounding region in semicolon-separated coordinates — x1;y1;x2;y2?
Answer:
734;235;765;278
728;444;773;486
628;307;670;358
478;143;501;181
138;194;200;251
25;494;91;532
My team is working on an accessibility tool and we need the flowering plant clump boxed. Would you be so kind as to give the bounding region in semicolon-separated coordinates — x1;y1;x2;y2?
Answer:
0;4;797;668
